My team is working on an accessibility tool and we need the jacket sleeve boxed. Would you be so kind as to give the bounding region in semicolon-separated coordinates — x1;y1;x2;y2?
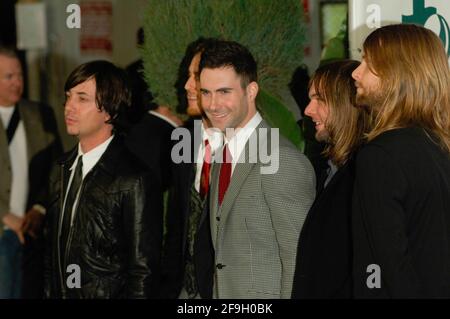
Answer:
122;170;163;298
352;145;421;298
261;145;316;298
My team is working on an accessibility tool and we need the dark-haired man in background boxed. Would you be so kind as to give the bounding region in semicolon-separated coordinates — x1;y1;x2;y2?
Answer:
125;27;183;192
43;60;163;298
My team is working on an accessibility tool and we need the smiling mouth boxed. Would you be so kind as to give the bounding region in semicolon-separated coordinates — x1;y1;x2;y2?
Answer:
209;113;228;119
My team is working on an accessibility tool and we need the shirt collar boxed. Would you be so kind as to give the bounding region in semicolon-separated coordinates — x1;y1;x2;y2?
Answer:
225;112;262;162
71;135;114;177
0;105;15;111
0;105;16;127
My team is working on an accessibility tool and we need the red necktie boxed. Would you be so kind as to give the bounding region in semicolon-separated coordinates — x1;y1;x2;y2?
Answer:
218;144;232;206
199;140;211;199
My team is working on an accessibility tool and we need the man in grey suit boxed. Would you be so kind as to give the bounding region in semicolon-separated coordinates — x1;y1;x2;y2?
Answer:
198;40;315;298
0;46;61;298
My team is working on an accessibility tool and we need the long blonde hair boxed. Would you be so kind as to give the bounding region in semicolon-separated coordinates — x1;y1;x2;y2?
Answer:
311;60;370;167
363;24;450;154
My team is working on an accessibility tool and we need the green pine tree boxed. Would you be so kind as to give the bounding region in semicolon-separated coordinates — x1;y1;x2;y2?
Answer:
142;0;306;149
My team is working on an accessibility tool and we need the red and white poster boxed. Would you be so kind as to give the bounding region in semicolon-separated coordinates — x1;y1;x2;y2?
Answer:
80;1;113;56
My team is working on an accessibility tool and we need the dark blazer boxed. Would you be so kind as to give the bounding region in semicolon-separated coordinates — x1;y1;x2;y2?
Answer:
352;127;450;298
0;100;62;298
125;112;175;191
292;158;355;299
44;136;163;298
160;121;214;298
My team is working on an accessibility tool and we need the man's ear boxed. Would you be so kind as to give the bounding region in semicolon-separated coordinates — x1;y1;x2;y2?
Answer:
103;110;111;121
246;81;259;101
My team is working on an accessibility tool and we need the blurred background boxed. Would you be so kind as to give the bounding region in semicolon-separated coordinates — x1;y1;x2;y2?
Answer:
1;0;448;150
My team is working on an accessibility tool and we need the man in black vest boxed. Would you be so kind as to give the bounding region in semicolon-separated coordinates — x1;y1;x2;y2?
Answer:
161;38;221;299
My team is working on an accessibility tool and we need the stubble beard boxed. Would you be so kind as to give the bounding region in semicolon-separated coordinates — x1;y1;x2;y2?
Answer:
356;88;384;114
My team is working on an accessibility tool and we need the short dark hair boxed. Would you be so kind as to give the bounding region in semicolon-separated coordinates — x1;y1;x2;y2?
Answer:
0;46;19;59
64;60;132;134
199;40;257;88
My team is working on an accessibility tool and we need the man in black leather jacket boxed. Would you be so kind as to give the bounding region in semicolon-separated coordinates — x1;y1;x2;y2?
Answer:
43;61;163;298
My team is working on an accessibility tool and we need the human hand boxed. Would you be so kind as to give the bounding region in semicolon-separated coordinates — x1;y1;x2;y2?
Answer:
21;207;45;239
2;213;25;244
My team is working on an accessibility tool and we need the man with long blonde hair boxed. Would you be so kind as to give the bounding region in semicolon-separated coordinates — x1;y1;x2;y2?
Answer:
292;60;369;298
352;24;450;298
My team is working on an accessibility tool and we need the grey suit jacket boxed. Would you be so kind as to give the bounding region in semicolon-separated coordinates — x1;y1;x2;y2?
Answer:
209;120;315;298
0;100;60;236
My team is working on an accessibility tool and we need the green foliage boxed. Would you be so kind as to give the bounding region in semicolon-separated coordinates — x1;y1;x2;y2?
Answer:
320;16;348;64
257;89;304;150
142;0;306;149
142;0;305;108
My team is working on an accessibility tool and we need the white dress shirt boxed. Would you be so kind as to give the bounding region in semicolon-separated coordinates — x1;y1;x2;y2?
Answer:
61;135;114;226
0;105;28;219
224;112;262;176
194;122;223;192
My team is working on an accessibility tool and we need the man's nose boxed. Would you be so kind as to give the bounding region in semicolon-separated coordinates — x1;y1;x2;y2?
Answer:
65;97;75;112
304;100;315;117
184;76;195;92
352;67;361;81
208;93;220;112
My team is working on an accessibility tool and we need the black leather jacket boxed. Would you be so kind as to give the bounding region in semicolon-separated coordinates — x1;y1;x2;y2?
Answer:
44;136;163;298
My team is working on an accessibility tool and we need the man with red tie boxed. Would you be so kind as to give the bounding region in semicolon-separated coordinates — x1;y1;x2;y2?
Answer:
161;38;222;299
199;40;315;299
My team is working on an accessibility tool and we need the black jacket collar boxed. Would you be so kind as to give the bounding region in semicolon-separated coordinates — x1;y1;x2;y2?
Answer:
57;135;125;177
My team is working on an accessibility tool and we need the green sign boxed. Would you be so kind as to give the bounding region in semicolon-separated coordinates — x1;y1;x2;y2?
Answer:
402;0;450;56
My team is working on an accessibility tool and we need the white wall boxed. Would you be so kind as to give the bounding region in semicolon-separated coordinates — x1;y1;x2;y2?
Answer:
41;0;147;149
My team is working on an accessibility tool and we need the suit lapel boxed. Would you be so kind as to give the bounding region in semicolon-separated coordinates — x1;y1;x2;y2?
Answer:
216;120;269;231
218;154;254;225
207;156;220;249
